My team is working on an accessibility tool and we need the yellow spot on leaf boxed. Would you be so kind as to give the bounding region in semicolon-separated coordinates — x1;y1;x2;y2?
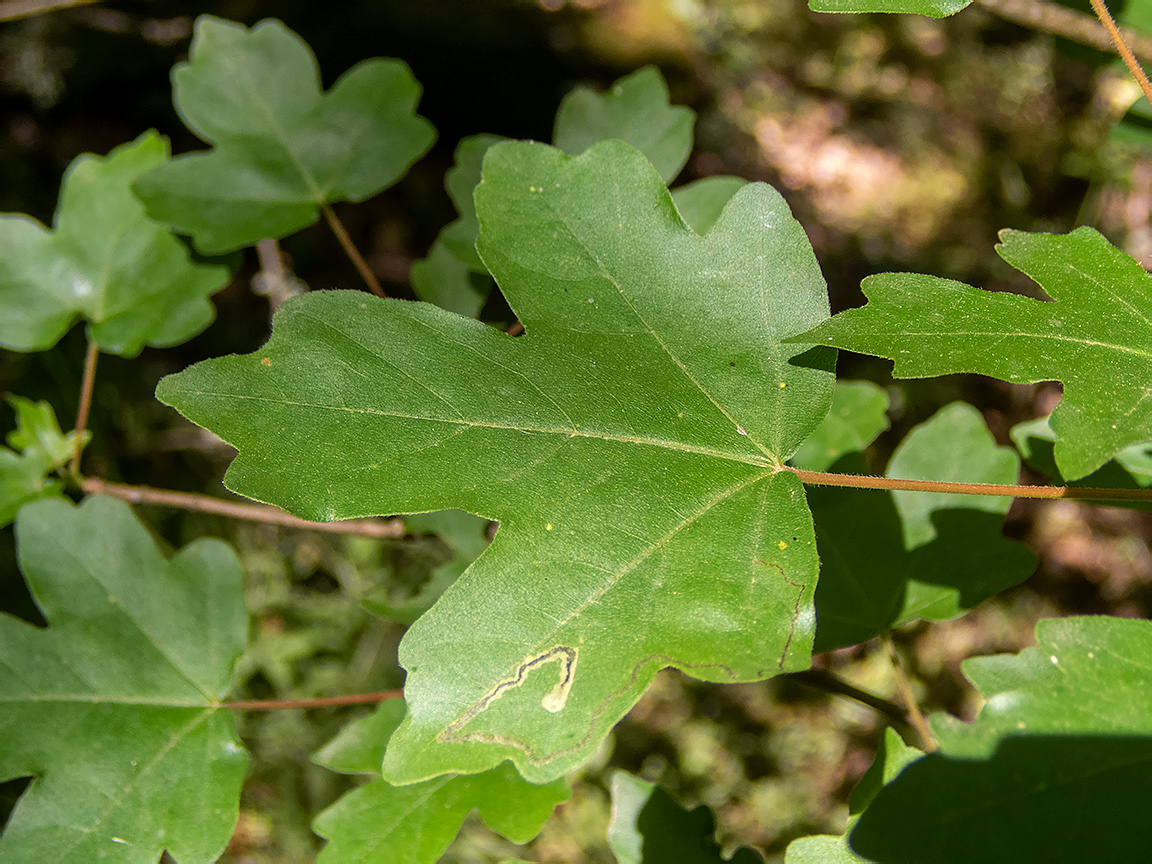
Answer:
261;357;271;367
779;382;786;388
546;523;553;531
778;540;788;550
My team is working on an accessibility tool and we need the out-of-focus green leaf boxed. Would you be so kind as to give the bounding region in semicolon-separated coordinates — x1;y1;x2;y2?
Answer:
850;616;1152;862
808;0;971;14
784;728;921;863
809;402;1035;651
134;15;435;254
0;397;88;527
672;176;748;235
362;510;490;625
0;131;229;356
1011;415;1152;512
313;699;567;863
790;381;889;473
157;140;835;784
5;394;81;471
0;495;248;862
0;449;59;528
410;238;489;318
608;771;763;864
553;67;694;184
1121;0;1152;36
788;227;1152;480
441;134;507;271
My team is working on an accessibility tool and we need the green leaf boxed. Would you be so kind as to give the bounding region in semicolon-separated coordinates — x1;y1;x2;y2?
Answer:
790;380;889;473
850;616;1152;862
6;394;84;472
672;177;748;236
1011;415;1152;512
313;699;568;863
608;771;763;864
156;139;835;783
0;449;61;528
553;67;695;184
0;495;248;862
440;134;508;271
362;510;490;625
784;728;921;863
0;131;230;357
0;396;85;528
808;0;971;15
410;238;490;319
809;402;1035;651
787;227;1152;480
134;15;436;254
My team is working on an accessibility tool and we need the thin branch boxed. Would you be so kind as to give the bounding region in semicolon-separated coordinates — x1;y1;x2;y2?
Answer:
978;0;1152;64
1089;0;1152;104
70;339;98;476
883;633;936;752
786;466;1152;503
321;203;386;298
81;477;405;539
0;0;98;22
789;668;911;728
224;690;403;711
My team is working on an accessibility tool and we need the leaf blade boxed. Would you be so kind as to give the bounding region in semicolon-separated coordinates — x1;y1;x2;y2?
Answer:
134;15;435;253
0;495;248;863
157;139;835;784
849;616;1152;862
0;132;230;357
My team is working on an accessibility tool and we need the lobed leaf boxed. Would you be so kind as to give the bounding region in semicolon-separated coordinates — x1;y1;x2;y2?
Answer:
313;699;568;863
134;15;436;254
849;616;1152;862
0;131;230;357
156;139;835;783
553;67;695;184
0;397;85;527
0;495;248;862
788;227;1152;480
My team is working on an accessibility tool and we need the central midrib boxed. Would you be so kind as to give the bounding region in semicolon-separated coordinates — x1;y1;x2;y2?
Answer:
178;389;780;470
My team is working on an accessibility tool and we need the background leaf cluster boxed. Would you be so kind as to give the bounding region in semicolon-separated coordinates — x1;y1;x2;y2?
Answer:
1;2;1151;862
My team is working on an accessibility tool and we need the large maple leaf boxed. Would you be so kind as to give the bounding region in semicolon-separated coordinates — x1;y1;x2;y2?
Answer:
157;140;835;782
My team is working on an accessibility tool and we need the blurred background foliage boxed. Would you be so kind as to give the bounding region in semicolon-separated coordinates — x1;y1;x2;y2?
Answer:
0;1;1150;861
